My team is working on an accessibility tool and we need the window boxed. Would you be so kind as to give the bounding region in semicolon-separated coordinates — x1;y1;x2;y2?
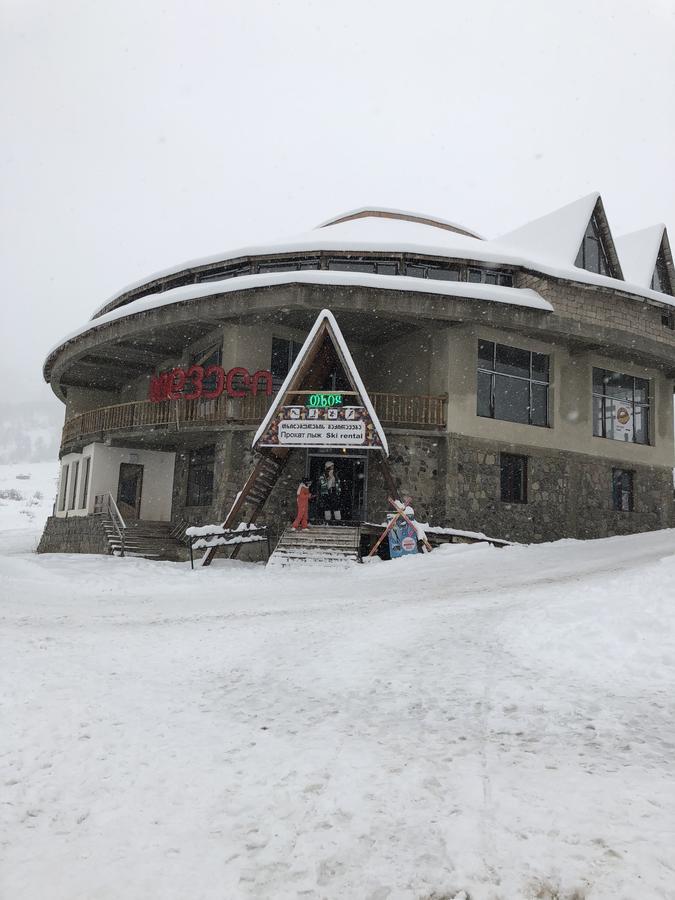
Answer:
612;469;634;512
575;215;613;276
271;336;303;391
186;446;215;507
477;340;549;427
651;248;672;295
468;268;513;287
500;454;527;503
68;460;79;510
592;368;650;444
404;262;462;280
79;456;91;509
192;344;223;396
58;464;69;512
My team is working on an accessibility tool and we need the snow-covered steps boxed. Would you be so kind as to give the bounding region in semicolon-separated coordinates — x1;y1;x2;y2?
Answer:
102;519;185;561
267;525;361;568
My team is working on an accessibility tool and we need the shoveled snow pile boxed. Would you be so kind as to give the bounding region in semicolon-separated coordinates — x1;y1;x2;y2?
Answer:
2;519;675;898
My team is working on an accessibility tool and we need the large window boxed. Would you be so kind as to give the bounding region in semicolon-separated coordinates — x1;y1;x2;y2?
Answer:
575;215;612;276
651;249;672;295
500;454;528;503
612;469;634;512
186;446;215;507
58;464;69;512
468;268;513;287
79;456;91;509
68;460;79;511
592;369;650;444
271;337;303;391
477;341;549;427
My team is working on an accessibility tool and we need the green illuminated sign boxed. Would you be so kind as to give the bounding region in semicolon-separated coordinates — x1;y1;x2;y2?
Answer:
307;393;344;408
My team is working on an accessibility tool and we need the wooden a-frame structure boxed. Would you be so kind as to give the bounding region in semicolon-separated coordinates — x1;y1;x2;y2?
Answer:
201;309;398;565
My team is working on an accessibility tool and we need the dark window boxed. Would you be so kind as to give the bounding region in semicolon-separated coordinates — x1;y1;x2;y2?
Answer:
192;344;223;395
651;248;672;295
58;465;68;512
186;446;215;507
661;311;674;330
327;259;376;273
592;368;650;444
500;454;527;503
404;264;427;278
80;456;91;509
271;337;303;391
612;469;634;512
468;268;513;286
69;460;79;511
575;214;613;276
199;263;252;282
477;340;549;427
376;262;398;275
427;267;459;281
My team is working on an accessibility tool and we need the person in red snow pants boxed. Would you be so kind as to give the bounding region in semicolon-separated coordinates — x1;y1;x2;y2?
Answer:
292;480;312;530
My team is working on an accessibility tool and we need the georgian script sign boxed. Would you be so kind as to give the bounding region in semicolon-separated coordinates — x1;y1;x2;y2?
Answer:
149;366;273;403
256;404;384;449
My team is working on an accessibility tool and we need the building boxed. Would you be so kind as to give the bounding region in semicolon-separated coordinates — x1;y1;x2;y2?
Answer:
39;193;675;556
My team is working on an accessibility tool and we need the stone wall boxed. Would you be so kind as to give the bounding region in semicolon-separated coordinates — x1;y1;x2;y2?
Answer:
442;434;673;543
37;515;110;555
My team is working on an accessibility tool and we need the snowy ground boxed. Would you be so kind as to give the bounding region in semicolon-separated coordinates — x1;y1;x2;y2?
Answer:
1;470;675;899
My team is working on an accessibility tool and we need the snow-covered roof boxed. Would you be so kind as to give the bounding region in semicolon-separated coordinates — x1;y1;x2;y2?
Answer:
46;269;551;363
88;196;675;326
615;225;667;288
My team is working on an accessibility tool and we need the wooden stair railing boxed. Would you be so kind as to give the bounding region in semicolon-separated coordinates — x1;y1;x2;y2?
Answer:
200;450;290;566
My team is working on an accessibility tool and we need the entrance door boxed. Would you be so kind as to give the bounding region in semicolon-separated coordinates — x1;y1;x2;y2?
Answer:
307;454;367;523
117;463;144;520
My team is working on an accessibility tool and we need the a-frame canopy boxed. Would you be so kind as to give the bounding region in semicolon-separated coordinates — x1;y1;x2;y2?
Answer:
253;309;389;455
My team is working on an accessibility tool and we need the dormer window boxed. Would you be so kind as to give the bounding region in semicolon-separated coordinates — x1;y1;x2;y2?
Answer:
575;214;613;276
651;247;672;295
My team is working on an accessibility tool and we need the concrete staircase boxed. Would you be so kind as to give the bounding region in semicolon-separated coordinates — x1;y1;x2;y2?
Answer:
267;525;361;568
102;519;185;561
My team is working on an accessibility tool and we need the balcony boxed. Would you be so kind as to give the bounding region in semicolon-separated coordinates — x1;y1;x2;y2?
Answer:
60;391;447;453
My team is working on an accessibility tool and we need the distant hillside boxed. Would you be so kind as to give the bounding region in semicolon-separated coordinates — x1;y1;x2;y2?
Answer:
0;401;62;464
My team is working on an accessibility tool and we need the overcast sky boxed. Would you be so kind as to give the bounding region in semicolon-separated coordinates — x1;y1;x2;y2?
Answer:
2;0;674;405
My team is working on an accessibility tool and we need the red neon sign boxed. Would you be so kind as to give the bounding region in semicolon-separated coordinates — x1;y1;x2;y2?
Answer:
149;366;273;403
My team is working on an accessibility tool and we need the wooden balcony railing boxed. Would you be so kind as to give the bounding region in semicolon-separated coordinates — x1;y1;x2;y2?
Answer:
61;391;447;450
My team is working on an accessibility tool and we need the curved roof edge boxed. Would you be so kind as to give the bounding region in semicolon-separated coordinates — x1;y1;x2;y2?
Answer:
318;207;485;240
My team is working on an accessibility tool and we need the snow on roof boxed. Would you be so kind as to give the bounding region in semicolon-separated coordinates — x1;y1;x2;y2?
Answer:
615;225;666;288
495;192;601;266
252;308;389;455
89;193;674;326
47;269;552;365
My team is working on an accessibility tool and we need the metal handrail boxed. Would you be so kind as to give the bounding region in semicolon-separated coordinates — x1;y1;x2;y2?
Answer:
94;492;127;556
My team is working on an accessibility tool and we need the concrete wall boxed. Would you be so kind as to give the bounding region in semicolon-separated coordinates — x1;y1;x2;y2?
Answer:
55;443;176;521
446;323;674;468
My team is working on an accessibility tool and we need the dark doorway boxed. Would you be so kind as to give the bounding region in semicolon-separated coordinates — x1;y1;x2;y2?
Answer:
306;453;367;523
117;463;144;520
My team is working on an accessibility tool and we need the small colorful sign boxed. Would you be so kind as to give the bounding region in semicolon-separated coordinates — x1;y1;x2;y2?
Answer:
387;514;418;558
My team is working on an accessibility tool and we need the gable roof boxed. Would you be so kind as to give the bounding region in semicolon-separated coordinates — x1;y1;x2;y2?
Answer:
252;309;389;455
616;224;672;291
496;193;624;279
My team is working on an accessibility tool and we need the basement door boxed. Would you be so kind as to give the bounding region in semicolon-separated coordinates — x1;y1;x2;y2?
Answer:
117;463;144;520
